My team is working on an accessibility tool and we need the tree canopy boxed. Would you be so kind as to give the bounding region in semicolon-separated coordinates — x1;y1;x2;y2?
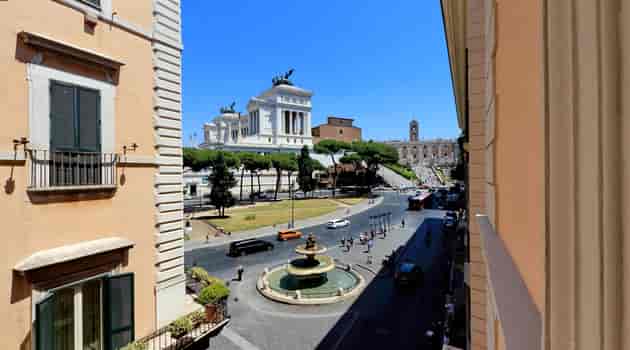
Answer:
207;152;237;216
297;146;317;195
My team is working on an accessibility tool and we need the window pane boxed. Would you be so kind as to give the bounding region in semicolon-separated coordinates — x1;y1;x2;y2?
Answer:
54;288;75;350
36;296;55;350
82;280;102;350
50;82;76;151
78;88;100;152
81;0;101;8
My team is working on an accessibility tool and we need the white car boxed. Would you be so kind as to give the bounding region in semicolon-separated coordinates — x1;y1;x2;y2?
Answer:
327;218;350;229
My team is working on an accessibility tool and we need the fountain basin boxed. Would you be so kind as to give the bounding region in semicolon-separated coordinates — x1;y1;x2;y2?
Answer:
286;255;335;276
257;264;365;305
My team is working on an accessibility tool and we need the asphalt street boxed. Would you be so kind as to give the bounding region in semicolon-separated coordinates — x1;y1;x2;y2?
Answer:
185;191;410;281
187;192;453;350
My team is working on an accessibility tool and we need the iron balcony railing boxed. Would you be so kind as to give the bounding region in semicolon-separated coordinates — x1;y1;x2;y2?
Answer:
28;149;118;190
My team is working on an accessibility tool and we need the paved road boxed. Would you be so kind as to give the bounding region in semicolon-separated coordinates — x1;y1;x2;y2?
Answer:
185;191;410;281
188;192;452;350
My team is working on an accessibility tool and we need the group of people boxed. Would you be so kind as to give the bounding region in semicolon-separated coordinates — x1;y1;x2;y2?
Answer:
340;231;377;253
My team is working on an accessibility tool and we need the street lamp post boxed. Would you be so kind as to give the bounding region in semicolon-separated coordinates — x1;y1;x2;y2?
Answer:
289;178;295;229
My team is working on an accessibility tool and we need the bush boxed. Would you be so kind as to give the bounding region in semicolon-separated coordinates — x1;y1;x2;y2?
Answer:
385;163;417;181
189;309;206;326
189;267;210;283
189;267;226;287
244;214;256;221
121;341;147;350
168;316;193;339
198;283;230;306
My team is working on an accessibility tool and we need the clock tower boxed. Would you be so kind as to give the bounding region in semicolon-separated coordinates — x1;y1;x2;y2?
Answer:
409;119;419;142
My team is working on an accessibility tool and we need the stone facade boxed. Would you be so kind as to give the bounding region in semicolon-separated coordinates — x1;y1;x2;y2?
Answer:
200;81;313;153
384;120;457;166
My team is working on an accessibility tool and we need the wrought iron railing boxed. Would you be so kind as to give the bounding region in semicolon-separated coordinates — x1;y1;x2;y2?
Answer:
136;302;229;350
28;149;118;190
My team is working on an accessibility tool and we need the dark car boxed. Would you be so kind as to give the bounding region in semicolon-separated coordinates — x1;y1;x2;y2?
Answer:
228;239;274;256
394;261;424;287
443;216;457;230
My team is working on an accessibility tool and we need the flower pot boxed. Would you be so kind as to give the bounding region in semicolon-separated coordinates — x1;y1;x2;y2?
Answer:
205;304;218;323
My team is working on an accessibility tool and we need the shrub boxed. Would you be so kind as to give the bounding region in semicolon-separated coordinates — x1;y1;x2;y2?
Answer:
197;283;230;306
189;309;206;326
184;233;191;241
189;267;210;283
244;214;256;221
121;341;147;350
168;316;193;339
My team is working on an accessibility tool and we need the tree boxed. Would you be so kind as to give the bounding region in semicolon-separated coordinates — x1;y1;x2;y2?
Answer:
314;140;352;197
238;152;257;202
339;153;363;171
269;152;297;200
297;146;317;196
254;154;272;194
351;141;399;190
208;152;237;217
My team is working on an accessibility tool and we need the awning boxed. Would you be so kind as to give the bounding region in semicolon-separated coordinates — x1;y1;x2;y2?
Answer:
14;237;134;273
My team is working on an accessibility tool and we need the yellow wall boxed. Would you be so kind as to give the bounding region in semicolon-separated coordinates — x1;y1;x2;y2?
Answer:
0;1;156;348
494;0;545;313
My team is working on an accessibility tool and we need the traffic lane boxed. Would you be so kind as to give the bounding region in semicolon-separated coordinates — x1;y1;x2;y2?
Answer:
185;193;407;277
316;216;449;349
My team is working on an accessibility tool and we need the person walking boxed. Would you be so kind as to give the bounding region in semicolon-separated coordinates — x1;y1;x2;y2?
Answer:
367;238;374;253
341;237;346;248
401;218;405;228
237;265;244;281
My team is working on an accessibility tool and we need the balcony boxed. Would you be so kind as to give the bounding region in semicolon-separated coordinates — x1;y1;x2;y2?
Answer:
28;149;118;192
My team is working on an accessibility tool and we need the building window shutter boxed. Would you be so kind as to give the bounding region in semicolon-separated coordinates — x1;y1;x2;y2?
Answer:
78;87;101;152
103;273;135;350
36;294;55;350
50;82;77;151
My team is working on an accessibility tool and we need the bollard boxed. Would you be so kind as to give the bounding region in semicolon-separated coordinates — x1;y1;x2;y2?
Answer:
295;290;301;300
346;264;352;272
337;287;344;296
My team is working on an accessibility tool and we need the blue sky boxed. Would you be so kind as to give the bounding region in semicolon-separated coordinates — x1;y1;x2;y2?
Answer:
181;1;459;146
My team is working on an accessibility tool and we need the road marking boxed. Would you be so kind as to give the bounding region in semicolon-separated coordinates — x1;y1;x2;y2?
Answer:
222;326;262;350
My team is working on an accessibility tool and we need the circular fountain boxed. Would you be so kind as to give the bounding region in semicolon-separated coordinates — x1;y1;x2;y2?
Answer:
257;234;365;305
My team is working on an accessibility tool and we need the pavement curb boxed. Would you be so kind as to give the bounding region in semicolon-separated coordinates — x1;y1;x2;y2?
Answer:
184;195;385;251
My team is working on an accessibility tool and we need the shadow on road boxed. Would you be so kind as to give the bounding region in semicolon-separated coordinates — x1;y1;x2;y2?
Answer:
316;218;451;350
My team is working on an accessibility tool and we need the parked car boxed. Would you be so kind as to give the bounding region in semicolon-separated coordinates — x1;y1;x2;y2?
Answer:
277;230;303;241
327;218;350;229
394;261;424;287
228;239;274;256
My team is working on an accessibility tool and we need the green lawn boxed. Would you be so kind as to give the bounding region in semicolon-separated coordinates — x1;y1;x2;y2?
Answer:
203;198;341;233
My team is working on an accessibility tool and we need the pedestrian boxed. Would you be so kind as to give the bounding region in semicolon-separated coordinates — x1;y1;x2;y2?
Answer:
401;218;405;228
206;233;210;243
341;237;346;247
367;238;373;253
237;265;244;281
228;231;232;236
367;255;373;265
349;237;354;248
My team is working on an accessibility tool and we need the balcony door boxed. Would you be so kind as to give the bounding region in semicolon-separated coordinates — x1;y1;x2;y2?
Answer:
49;81;102;186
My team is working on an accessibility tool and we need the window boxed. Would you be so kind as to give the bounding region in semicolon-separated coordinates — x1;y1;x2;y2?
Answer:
339;129;344;135
51;81;101;153
284;111;291;134
36;274;135;350
49;81;104;187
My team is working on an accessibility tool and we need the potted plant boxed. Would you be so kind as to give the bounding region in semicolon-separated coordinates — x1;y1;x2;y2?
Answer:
189;309;206;327
197;282;230;322
121;341;147;350
168;316;193;340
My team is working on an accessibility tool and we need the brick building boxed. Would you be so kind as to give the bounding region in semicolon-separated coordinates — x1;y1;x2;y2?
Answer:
312;116;362;144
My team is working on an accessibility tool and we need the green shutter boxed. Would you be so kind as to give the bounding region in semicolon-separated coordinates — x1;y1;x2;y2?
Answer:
77;87;101;152
103;273;135;350
36;294;55;350
50;81;77;152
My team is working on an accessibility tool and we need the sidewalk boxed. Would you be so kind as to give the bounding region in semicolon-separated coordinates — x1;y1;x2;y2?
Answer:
184;196;385;251
326;209;432;276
